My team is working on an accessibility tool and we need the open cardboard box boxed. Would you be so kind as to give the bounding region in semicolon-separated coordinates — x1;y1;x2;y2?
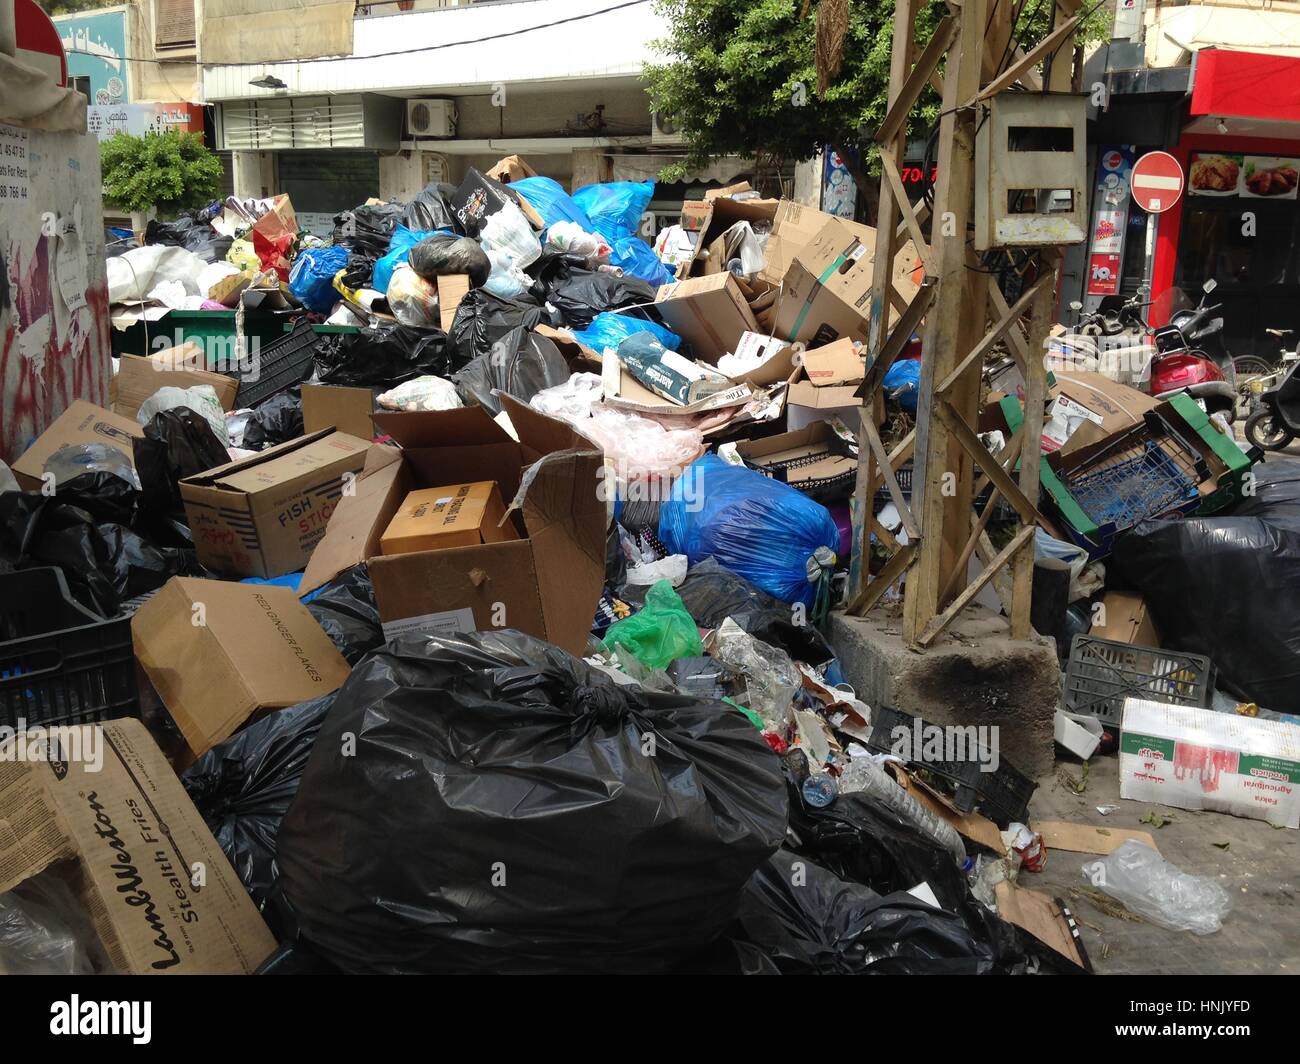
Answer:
10;400;143;491
300;395;606;655
654;273;760;363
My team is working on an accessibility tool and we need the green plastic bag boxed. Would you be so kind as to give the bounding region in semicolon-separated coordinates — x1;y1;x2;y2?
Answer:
602;580;703;671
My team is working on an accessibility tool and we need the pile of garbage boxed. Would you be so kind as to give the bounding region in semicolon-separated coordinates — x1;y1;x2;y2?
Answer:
2;154;1294;976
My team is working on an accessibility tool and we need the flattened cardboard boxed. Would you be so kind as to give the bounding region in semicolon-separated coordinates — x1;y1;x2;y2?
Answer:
654;273;760;363
1090;590;1159;648
1036;820;1159;855
300;396;605;655
994;880;1091;970
131;577;350;761
802;338;865;387
0;718;276;974
379;481;519;555
301;383;376;440
437;273;471;332
179;428;370;578
113;353;239;420
735;421;856;488
11;400;143;491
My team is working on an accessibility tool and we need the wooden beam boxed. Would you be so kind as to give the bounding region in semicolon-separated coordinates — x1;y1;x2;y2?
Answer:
987;275;1031;366
880;153;936;276
863;417;921;540
938;430;1024;604
933;271;1053;397
861;282;935;399
895;199;930;245
918;525;1035;646
940;399;1042;525
846;542;918;616
875;14;958;148
971;14;1082;104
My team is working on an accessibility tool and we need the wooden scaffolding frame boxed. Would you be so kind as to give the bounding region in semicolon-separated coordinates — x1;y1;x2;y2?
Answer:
845;0;1085;647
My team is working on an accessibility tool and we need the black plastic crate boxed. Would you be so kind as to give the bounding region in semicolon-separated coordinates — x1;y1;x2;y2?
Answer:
1063;634;1213;727
0;568;139;730
862;703;1036;825
233;319;318;408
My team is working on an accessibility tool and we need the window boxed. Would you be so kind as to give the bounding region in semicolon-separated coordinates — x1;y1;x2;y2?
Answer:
69;76;92;102
156;0;196;49
1175;199;1298;289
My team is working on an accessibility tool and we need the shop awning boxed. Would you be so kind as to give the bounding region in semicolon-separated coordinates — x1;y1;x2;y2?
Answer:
1187;48;1300;135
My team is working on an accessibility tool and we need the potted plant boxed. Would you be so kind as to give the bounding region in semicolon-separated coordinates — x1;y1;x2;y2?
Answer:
100;130;224;237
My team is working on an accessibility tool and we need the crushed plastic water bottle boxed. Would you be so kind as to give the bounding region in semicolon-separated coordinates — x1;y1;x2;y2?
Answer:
839;756;967;866
1081;840;1230;935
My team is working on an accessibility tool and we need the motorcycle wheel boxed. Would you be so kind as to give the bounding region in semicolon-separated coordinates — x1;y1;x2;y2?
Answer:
1244;408;1295;451
1233;355;1275;416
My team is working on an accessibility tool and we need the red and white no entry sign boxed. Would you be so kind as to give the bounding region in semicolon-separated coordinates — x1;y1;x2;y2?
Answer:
1130;151;1184;214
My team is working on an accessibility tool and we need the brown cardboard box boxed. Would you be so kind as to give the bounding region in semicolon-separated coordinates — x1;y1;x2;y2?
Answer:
301;384;376;439
1089;590;1160;648
774;219;877;346
113;352;239;420
802;337;865;387
680;200;711;232
654;273;760;363
761;200;876;286
786;378;866;430
10;400;143;491
437;273;471;332
485;154;539;184
179;429;371;578
734;421;856;490
132;577;351;761
0;717;277;973
299;396;605;655
380;481;520;555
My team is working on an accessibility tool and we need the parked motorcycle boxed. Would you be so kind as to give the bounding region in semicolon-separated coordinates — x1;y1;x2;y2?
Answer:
1244;356;1300;451
1147;280;1237;423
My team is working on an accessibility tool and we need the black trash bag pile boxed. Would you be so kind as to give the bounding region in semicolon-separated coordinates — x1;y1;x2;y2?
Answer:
339;250;377;291
182;691;336;909
1113;461;1300;712
0;474;200;617
133;408;231;525
275;628;788;974
620;558;835;666
242;391;304;451
305;564;384;664
314;322;458;387
542;266;656;329
452;326;569;416
447;287;543;364
144;213;232;263
332;201;404;259
401;181;460;233
408;232;490;288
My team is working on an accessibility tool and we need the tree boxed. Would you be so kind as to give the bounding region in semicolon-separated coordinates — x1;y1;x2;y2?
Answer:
100;130;223;217
645;0;1109;198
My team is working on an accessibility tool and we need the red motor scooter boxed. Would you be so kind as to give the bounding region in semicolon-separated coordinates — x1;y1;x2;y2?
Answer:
1146;280;1237;423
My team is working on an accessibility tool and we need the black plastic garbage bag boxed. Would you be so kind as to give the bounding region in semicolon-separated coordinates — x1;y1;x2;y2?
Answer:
447;287;542;364
543;267;656;329
133;408;230;522
452;326;568;416
401;182;460;234
276;628;788;973
339;250;376;291
407;232;490;288
314;322;456;387
1114;462;1300;712
621;558;835;665
333;201;404;258
305;564;384;664
242;391;304;451
144;214;232;263
182;691;336;908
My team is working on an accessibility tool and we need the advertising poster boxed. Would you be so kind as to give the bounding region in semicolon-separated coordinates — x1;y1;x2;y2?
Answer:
1189;153;1298;199
55;9;129;104
1086;146;1135;296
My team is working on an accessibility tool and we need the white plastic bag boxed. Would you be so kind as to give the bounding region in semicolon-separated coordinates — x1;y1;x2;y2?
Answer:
545;220;611;262
483;247;533;298
1081;840;1231;934
530;372;605;423
625;553;689;588
377;375;462;412
707;618;798;731
386;265;439;328
479;199;542;269
138;384;230;446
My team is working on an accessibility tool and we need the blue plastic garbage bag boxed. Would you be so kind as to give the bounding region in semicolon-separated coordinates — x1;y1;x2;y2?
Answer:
288;245;349;313
374;225;449;294
512;176;594;231
659;453;841;610
573;312;680;354
609;234;675;286
883;358;922;414
572;181;655;242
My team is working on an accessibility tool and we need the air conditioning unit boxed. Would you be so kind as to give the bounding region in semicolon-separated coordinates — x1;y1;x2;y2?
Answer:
651;111;684;145
406;98;457;139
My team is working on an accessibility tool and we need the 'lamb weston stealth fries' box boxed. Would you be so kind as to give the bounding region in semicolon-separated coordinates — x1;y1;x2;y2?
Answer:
180;428;371;578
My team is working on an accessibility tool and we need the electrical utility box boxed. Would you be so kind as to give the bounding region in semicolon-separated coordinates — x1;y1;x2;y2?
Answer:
974;93;1087;250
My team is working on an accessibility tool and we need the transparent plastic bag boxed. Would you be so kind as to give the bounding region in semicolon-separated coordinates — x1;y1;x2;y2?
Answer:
43;442;141;490
601;579;703;671
377;375;462;412
386;265;440;328
483;247;533;298
544;220;611;262
0;878;96;975
584;406;704;480
839;756;966;866
479;198;541;269
625;553;689;588
530;372;605;423
708;618;798;732
1081;840;1231;934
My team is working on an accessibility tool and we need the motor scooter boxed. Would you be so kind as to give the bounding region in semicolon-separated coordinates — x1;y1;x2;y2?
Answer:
1147;280;1237;422
1244;356;1300;450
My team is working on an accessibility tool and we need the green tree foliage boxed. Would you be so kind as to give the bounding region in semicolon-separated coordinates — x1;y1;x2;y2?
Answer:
645;0;1110;185
38;0;109;14
100;130;223;216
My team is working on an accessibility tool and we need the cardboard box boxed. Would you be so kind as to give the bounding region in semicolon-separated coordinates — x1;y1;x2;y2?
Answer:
299;396;606;655
485;154;539;184
437;273;471;332
451;166;544;235
761;200;876;286
11;400;143;491
1090;590;1159;648
301;383;376;440
380;481;520;555
729;331;801;388
802;338;865;388
179;428;371;578
113;352;239;421
655;273;760;364
786;381;865;431
734;421;856;493
0;718;277;973
132;577;351;761
1120;697;1300;828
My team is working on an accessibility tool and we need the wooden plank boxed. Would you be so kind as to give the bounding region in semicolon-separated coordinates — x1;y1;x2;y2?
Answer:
987;275;1030;365
971;14;1082;104
941;400;1041;524
1037;820;1160;856
918;524;1034;646
879;153;935;276
862;417;920;539
875;13;958;147
933;272;1053;397
845;541;917;615
871;515;901;552
860;283;935;399
894;199;930;245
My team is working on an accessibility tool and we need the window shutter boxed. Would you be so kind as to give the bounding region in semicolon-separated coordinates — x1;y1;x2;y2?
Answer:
156;0;196;48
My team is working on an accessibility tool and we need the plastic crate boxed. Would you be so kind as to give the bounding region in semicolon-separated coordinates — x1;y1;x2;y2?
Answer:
862;703;1037;825
1064;439;1197;531
109;309;284;364
234;319;319;407
1063;634;1213;727
0;568;139;730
